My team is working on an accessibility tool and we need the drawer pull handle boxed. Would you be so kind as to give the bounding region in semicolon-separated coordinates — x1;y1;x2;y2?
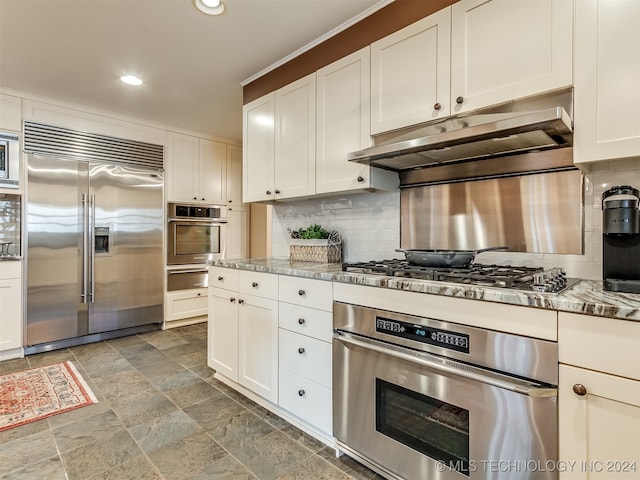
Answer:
456;96;464;104
298;389;305;397
252;282;258;288
573;384;587;396
298;289;306;296
298;318;305;325
230;297;236;303
298;347;305;354
238;299;244;305
217;276;224;281
197;292;201;296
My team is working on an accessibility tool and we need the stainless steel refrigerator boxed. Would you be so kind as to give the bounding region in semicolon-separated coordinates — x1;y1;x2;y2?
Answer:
25;148;164;354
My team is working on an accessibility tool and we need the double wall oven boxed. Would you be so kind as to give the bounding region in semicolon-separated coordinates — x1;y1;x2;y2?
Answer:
333;302;559;480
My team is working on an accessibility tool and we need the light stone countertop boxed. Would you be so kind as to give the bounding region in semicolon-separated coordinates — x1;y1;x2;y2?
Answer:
210;257;640;322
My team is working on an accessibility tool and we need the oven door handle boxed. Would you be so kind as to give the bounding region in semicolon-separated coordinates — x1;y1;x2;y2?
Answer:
168;217;228;224
333;331;557;398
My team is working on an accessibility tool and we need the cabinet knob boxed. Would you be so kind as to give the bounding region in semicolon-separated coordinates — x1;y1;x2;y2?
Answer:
357;176;364;182
434;102;442;111
298;318;305;325
298;289;305;296
228;200;232;203
238;299;245;304
298;389;305;397
201;197;205;201
456;96;464;105
275;189;281;194
197;292;201;296
252;282;258;288
266;190;271;195
193;196;197;200
298;347;305;354
218;276;224;281
573;384;587;396
230;297;236;303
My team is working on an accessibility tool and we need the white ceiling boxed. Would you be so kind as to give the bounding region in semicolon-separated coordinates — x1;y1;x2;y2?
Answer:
0;0;387;142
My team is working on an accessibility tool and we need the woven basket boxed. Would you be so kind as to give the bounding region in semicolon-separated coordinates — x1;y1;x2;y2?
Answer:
289;238;342;263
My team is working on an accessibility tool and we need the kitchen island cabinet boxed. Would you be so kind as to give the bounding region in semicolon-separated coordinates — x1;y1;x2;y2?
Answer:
0;260;22;360
558;312;640;479
573;0;640;165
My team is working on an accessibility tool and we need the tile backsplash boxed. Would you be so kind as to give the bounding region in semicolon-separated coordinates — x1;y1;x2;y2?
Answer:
271;158;640;280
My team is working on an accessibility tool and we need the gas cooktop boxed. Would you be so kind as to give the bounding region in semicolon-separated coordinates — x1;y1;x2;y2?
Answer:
342;260;579;293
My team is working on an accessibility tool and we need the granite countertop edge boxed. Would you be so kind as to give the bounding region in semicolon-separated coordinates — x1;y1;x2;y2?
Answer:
210;258;640;322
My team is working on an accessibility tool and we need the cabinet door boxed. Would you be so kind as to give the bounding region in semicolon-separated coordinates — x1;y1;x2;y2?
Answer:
0;94;21;132
225;207;249;260
0;278;21;352
199;139;226;204
243;93;275;202
574;0;640;164
165;289;208;322
208;288;239;382
451;0;572;114
226;145;244;205
371;8;451;134
559;365;640;479
316;47;373;194
238;295;279;403
167;132;199;202
274;73;316;200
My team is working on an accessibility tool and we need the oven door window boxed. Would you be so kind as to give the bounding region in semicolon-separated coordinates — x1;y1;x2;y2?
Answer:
376;378;470;475
174;224;220;255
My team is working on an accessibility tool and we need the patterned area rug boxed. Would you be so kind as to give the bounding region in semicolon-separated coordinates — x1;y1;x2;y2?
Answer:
0;361;98;432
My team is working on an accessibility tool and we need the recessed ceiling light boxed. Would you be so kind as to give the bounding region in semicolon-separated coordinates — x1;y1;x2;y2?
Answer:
194;0;225;15
120;75;143;86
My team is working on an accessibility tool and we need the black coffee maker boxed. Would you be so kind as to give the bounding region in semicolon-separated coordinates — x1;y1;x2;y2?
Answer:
602;185;640;293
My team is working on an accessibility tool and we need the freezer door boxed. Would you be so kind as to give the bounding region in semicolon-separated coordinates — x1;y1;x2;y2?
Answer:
26;155;89;345
88;163;163;332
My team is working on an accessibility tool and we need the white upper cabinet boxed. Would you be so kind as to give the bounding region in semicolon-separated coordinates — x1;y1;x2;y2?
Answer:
243;93;275;202
243;74;316;202
370;8;452;134
316;47;398;194
274;73;316;200
167;132;226;204
0;94;21;132
574;0;640;164
450;0;573;115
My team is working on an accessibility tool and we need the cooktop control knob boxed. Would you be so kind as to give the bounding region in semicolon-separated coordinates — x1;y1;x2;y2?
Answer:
532;268;567;292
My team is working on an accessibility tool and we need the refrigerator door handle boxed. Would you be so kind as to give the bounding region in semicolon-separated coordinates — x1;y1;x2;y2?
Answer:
81;193;88;304
89;193;96;303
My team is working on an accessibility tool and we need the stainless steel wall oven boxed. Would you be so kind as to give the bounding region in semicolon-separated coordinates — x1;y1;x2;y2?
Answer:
333;302;559;480
167;203;227;265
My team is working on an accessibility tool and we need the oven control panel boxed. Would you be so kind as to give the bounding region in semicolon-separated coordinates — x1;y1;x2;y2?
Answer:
376;317;469;353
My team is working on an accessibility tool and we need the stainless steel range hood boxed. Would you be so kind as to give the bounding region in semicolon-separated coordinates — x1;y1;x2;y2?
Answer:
348;107;573;172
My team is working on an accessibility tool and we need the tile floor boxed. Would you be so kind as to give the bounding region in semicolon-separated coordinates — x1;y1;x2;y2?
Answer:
0;323;382;480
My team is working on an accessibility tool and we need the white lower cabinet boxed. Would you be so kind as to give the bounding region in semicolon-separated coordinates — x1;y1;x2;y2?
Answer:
238;294;279;403
208;268;334;439
558;313;640;478
0;261;22;360
164;288;208;328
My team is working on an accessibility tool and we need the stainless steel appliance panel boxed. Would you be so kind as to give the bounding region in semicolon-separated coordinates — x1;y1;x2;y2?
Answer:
26;154;163;348
167;204;227;265
401;169;583;254
0;132;20;188
333;335;558;480
26;155;89;345
167;268;208;291
88;163;163;332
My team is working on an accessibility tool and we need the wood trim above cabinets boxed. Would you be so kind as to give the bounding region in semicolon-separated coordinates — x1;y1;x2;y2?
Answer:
242;0;457;104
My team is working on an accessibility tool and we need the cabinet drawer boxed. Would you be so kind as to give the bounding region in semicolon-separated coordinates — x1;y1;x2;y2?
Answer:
279;368;332;434
279;329;332;388
209;267;238;290
165;289;208;321
238;270;278;299
278;276;332;311
279;302;332;343
559;312;640;380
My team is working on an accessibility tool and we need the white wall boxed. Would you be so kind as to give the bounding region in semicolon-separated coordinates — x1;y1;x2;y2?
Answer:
271;158;640;281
